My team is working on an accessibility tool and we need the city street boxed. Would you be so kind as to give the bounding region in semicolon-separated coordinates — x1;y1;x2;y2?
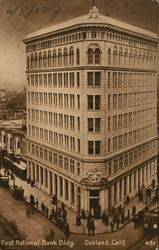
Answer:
0;186;157;250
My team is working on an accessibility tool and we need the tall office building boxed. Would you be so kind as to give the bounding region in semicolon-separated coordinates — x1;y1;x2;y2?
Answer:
24;4;158;217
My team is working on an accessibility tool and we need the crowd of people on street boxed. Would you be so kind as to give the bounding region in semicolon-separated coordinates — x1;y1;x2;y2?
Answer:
28;193;70;239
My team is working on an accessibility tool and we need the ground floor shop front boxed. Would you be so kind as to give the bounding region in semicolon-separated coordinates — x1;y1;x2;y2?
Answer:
27;158;157;217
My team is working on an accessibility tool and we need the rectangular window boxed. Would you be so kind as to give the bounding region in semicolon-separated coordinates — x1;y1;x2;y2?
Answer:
88;141;93;154
95;72;100;86
108;95;111;110
78;139;80;153
88;95;93;109
77;72;80;87
88;72;93;86
95;118;100;132
64;157;68;170
77;117;80;131
77;95;80;109
88;118;93;132
70;159;75;173
95;141;101;154
95;95;101;109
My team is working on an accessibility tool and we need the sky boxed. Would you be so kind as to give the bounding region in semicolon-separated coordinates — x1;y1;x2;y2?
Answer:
0;0;158;90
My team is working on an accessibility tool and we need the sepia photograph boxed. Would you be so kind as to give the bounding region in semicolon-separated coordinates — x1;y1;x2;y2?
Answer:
0;0;159;249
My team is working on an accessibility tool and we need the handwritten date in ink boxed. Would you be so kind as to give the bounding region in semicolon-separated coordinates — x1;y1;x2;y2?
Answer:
6;3;60;22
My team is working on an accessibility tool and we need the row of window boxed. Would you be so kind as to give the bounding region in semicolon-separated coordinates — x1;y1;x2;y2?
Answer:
28;143;81;175
28;110;81;131
107;71;156;88
107;91;155;110
28;92;80;109
27;71;156;90
109;108;155;131
28;125;81;152
107;46;157;69
26;29;157;54
106;141;156;176
27;47;80;69
28;72;80;88
108;124;156;153
28;125;102;155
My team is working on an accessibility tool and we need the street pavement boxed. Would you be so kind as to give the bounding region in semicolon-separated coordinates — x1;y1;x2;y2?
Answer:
0;181;157;250
1;168;156;235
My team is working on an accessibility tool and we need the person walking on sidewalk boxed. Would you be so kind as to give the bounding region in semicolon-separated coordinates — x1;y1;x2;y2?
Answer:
111;220;114;232
87;218;91;236
91;219;95;236
26;207;30;218
127;209;130;221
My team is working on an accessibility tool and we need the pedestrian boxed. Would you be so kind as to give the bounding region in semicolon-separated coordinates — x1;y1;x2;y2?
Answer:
26;207;30;218
132;206;136;217
111;220;114;232
41;201;44;212
116;218;120;229
91;219;95;236
87;219;91;236
64;223;70;241
105;214;109;226
36;198;39;209
46;206;49;217
32;205;35;215
127;209;130;221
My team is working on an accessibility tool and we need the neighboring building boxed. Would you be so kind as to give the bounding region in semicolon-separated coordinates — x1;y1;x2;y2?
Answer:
0;128;27;180
23;4;158;216
0;89;7;110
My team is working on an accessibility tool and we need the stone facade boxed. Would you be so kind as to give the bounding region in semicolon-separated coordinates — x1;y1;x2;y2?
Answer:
23;5;158;216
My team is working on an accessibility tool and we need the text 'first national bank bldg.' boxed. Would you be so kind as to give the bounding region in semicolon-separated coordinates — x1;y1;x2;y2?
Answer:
23;4;158;217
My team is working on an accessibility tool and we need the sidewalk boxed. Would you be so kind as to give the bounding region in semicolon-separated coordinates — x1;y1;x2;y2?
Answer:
1;169;156;235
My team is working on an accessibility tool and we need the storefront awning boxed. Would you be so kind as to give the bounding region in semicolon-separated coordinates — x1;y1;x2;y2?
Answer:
14;162;26;171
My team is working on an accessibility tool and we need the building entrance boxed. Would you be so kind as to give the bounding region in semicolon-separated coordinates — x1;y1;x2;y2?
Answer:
89;190;100;218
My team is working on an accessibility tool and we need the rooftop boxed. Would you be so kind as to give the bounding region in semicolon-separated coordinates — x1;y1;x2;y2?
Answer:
24;5;157;42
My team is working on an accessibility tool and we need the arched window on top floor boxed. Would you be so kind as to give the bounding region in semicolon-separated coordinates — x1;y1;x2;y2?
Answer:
95;48;100;64
48;50;51;68
129;49;133;67
31;53;34;69
63;48;68;66
88;48;93;64
150;53;153;68
124;48;128;67
39;52;42;69
113;46;118;66
53;50;57;67
58;49;62;67
35;52;38;69
43;51;47;68
69;47;74;66
119;47;123;66
108;48;111;65
76;48;80;65
134;50;137;68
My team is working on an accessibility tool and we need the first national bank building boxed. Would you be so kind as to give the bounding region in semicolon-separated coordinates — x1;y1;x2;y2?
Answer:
23;4;158;217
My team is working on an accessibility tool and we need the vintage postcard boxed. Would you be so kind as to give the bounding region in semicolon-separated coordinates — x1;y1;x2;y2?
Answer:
0;0;159;249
